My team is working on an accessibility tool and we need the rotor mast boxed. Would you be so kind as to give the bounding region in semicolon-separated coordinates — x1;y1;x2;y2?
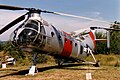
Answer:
27;9;41;19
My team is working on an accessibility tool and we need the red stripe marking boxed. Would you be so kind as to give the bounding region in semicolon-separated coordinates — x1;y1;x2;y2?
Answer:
89;31;96;49
61;38;72;57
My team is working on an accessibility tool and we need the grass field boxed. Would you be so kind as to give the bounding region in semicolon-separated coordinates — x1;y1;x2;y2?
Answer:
0;54;120;80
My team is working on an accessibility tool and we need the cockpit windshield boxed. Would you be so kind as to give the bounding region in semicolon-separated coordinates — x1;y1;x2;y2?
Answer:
10;19;46;49
25;20;39;30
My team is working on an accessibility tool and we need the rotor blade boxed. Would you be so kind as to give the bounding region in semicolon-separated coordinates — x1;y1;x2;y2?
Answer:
104;28;120;31
0;14;27;34
42;10;110;23
0;5;111;24
0;4;25;10
90;27;120;31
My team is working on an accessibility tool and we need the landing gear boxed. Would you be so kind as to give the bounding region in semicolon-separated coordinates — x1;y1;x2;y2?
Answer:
93;61;100;67
26;53;38;76
84;47;100;67
56;59;64;67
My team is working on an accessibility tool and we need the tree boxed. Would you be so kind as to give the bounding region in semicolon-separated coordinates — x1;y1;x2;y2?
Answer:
110;21;120;54
95;31;108;54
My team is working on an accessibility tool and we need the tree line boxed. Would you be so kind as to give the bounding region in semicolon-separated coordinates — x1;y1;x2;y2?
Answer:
95;21;120;54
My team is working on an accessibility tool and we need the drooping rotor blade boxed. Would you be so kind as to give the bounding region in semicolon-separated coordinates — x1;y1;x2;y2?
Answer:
0;13;27;34
0;4;25;10
90;27;120;31
41;10;110;23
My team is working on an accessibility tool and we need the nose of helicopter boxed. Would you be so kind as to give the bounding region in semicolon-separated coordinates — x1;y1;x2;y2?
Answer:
10;27;41;52
10;19;46;52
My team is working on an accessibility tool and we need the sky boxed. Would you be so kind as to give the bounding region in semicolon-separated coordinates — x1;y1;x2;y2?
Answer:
0;0;119;41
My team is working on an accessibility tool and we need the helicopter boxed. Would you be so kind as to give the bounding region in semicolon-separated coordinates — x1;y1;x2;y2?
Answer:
0;5;120;75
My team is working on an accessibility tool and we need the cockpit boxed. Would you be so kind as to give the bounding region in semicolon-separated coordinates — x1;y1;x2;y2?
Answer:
10;19;46;50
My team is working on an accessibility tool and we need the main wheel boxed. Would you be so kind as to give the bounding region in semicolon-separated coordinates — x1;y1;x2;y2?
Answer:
56;59;64;67
94;61;100;67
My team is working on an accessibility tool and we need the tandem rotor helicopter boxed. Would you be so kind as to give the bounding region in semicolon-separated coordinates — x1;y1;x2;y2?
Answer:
0;5;120;75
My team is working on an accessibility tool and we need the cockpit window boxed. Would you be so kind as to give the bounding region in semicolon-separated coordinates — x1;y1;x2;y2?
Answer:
25;20;38;30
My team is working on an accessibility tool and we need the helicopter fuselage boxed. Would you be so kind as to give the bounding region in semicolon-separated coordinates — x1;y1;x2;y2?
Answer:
10;12;96;62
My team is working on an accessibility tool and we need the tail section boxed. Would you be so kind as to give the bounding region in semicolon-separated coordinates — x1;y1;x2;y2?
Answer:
88;30;96;49
80;30;96;50
71;27;111;50
71;29;96;50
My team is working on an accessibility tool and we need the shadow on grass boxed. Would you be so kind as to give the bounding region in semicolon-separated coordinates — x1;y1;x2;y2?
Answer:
0;63;103;78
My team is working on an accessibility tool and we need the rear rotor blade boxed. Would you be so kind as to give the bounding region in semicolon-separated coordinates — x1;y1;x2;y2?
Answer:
90;27;120;31
104;28;120;31
0;4;25;10
0;14;27;34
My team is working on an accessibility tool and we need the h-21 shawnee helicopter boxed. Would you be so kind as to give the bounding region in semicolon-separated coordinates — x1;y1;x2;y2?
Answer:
0;5;119;75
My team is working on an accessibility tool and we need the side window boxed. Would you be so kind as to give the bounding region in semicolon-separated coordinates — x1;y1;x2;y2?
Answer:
51;32;54;37
80;46;83;54
58;35;61;40
75;43;77;47
70;41;72;45
65;38;67;42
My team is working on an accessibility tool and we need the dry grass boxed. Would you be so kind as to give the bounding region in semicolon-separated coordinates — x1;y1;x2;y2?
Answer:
0;63;119;80
86;54;120;66
0;54;120;80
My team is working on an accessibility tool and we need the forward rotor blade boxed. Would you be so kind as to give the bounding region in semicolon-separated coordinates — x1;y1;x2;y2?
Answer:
0;14;27;34
0;4;25;10
0;5;111;24
42;11;110;23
